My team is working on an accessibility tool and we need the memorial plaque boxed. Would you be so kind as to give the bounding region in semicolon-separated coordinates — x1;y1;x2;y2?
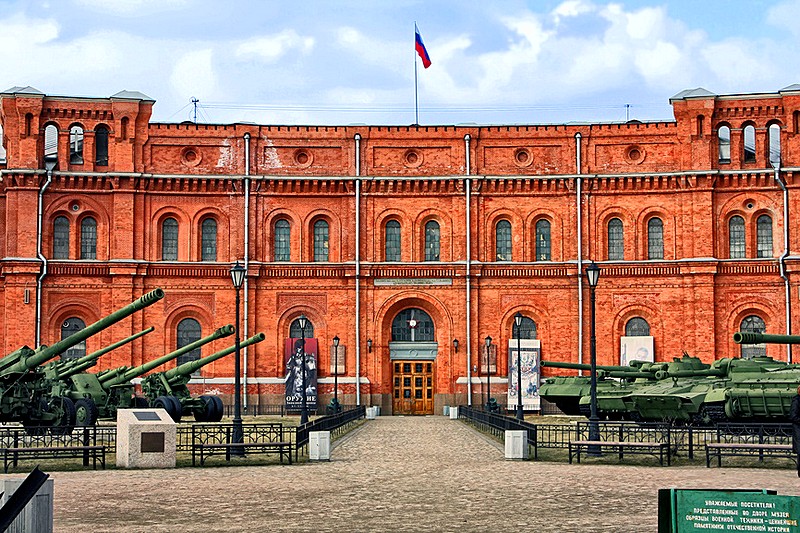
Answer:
134;412;161;421
141;432;165;453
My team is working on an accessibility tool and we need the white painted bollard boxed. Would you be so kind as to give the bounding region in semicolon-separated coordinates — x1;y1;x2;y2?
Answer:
443;405;450;416
1;477;54;533
309;431;331;461
366;406;376;419
449;406;459;419
505;430;529;460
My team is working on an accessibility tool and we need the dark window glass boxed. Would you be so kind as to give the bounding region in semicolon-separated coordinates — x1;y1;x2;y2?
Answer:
729;216;745;259
274;219;291;262
718;126;731;163
385;220;401;261
391;308;435;342
756;215;772;258
69;126;84;164
511;316;537;339
95;126;109;166
608;218;624;260
162;217;178;260
80;217;97;259
201;218;217;261
625;317;650;336
740;315;766;359
61;317;86;360
768;124;781;167
495;220;511;261
176;318;201;367
647;218;664;260
289;318;314;338
424;221;440;261
743;125;756;163
535;219;551;261
53;216;70;259
313;220;329;262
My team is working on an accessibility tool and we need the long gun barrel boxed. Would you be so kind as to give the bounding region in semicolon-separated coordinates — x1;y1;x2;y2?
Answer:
97;324;235;386
541;360;647;372
0;288;164;377
162;332;266;383
733;332;800;345
56;327;156;377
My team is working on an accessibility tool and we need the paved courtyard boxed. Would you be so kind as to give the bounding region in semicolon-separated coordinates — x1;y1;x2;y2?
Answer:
33;416;800;532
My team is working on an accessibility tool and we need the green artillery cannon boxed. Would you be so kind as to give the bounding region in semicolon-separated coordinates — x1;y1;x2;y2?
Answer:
0;288;164;434
140;332;266;422
733;332;800;344
66;324;236;424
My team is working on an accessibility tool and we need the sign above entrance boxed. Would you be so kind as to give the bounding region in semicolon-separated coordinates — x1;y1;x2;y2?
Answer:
373;278;452;286
389;342;437;360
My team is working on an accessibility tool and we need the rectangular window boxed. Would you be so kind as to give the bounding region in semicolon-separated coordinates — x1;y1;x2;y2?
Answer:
313;221;329;262
385;222;401;261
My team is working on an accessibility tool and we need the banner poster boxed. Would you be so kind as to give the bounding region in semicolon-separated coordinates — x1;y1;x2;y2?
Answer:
284;338;318;412
620;336;654;366
507;339;540;410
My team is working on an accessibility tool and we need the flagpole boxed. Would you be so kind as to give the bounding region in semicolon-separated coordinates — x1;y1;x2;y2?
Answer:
414;23;419;124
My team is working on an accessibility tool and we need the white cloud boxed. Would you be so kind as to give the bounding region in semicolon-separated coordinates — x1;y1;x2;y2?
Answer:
551;0;595;24
75;0;188;16
170;49;218;103
766;0;800;37
235;31;315;63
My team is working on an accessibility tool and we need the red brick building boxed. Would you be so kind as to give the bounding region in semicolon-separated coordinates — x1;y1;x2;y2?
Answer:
1;84;799;415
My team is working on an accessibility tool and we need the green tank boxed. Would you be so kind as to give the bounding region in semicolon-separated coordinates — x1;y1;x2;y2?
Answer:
0;288;164;433
140;332;266;422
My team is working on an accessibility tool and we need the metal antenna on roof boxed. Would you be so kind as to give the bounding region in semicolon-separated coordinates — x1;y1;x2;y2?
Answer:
191;97;199;123
625;103;631;121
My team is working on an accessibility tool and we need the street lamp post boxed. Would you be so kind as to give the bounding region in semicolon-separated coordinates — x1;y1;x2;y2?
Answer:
298;315;309;425
514;312;524;421
229;262;246;456
332;335;340;413
485;335;492;411
586;262;601;455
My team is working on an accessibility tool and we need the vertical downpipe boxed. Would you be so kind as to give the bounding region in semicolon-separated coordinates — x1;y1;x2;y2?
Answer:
243;132;251;408
575;133;584;367
464;134;472;406
774;163;792;362
354;134;362;405
36;169;54;346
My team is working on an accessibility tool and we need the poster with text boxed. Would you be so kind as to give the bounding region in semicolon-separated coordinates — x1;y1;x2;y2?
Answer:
284;338;318;412
507;339;540;410
619;336;654;366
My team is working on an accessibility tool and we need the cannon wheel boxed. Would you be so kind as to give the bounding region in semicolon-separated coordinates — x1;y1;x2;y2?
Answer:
209;396;224;422
194;395;214;422
133;396;149;408
167;396;183;422
75;398;99;426
153;395;182;422
49;397;76;435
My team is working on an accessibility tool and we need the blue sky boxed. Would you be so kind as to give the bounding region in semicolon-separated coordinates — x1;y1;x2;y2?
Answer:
1;0;799;125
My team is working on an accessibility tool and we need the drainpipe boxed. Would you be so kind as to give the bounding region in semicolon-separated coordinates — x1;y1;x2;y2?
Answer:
243;132;251;408
354;133;362;405
464;134;472;406
36;157;57;345
773;161;792;362
575;133;584;367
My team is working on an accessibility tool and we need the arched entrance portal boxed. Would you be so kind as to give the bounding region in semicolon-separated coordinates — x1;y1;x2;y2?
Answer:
390;308;436;415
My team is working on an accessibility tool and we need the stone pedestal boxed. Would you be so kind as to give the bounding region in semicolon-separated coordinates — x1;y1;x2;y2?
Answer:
504;430;529;460
309;431;331;461
116;409;176;468
1;478;54;533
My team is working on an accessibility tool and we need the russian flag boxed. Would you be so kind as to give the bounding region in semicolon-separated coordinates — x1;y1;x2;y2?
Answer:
415;25;431;69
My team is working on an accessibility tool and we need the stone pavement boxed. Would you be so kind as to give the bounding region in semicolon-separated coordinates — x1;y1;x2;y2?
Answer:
34;416;800;532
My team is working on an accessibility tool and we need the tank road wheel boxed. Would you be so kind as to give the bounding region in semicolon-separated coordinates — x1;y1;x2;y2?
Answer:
209;396;224;422
194;395;214;422
50;397;76;435
75;398;99;426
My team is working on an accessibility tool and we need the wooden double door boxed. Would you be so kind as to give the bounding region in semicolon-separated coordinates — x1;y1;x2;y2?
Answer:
392;360;434;415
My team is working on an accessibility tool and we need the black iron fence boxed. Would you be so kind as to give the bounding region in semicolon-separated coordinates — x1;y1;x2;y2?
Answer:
295;405;366;461
457;405;538;456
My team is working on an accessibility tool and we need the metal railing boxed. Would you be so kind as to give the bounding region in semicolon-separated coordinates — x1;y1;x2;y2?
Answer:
295;405;366;461
458;405;538;457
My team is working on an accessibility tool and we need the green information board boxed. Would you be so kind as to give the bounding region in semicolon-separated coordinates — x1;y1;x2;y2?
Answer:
659;489;800;533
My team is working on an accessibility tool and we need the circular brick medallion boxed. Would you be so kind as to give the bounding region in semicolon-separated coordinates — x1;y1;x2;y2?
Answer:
180;147;201;167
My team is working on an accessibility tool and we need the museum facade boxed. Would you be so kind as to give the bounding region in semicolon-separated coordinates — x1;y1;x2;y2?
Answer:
1;84;799;415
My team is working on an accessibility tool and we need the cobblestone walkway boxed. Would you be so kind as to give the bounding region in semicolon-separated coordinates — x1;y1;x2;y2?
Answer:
38;416;800;532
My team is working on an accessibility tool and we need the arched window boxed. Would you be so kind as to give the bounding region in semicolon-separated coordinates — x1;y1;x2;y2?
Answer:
743;124;756;163
495;220;511;261
162;217;178;261
391;308;435;342
718;126;731;163
607;218;624;260
424;220;440;261
768;124;781;167
313;220;329;262
95;125;109;166
69;126;84;164
647;217;664;260
756;215;772;258
385;220;401;262
512;315;537;340
61;317;86;360
535;220;551;261
625;317;650;336
80;217;97;259
729;216;745;259
201;218;217;262
120;117;129;140
274;219;291;262
44;124;58;167
176;318;202;366
290;317;314;338
740;315;766;359
53;216;70;259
